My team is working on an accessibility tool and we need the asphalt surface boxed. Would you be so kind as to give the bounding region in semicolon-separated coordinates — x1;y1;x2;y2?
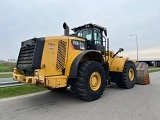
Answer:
0;72;160;120
0;78;24;88
0;78;14;83
0;72;13;74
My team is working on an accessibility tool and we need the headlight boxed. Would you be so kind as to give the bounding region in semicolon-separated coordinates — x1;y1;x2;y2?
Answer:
13;68;16;73
34;71;39;76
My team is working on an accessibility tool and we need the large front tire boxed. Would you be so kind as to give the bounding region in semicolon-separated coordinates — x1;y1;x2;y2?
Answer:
116;60;136;89
70;61;106;101
71;61;106;101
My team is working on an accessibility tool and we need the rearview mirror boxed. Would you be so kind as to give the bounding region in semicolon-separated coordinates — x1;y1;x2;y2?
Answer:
119;48;124;52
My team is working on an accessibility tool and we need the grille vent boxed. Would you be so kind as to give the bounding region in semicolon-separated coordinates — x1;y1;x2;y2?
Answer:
16;37;45;76
56;40;67;71
17;45;35;65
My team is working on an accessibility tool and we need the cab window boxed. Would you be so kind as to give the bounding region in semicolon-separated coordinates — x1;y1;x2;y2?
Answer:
94;29;102;44
77;29;92;40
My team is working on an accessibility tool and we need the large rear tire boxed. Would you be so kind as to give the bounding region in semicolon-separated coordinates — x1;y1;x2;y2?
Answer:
116;60;136;89
70;61;106;101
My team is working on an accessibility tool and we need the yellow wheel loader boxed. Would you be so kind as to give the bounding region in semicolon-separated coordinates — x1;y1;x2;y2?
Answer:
13;22;150;101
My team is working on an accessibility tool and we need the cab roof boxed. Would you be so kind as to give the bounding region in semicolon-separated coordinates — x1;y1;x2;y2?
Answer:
71;23;107;32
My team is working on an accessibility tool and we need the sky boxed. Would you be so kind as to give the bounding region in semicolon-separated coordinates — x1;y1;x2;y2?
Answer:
0;0;160;61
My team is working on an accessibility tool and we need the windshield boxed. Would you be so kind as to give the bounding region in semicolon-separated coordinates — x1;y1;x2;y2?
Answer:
76;28;103;45
77;29;92;40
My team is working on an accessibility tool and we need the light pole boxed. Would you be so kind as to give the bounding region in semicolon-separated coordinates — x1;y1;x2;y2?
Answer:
129;34;138;62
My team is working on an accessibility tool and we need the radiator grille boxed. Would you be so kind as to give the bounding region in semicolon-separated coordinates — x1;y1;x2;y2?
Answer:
16;37;45;76
17;45;35;65
56;40;67;71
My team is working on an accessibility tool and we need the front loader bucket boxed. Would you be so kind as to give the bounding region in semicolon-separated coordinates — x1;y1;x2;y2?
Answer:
135;62;150;85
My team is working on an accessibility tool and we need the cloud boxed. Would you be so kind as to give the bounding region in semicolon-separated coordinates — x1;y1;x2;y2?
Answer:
123;47;160;60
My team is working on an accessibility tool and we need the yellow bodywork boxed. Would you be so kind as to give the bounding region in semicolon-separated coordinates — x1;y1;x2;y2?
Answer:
45;76;68;88
103;51;127;72
13;35;129;89
13;68;26;82
40;36;68;76
109;58;126;72
65;50;82;76
13;36;84;89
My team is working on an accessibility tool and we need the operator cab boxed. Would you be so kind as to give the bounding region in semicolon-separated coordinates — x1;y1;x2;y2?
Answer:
72;23;107;51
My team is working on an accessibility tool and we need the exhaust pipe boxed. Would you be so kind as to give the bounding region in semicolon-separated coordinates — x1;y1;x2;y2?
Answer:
63;22;69;36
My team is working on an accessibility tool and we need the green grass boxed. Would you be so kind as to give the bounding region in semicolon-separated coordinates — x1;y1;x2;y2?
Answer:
0;74;12;78
149;69;160;73
0;62;16;72
0;85;47;99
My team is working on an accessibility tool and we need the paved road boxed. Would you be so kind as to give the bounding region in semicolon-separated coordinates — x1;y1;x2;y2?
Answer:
0;78;24;87
0;72;13;74
0;72;160;120
0;78;13;83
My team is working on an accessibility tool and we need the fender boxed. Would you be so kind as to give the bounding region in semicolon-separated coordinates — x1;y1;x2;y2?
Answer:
67;50;105;78
110;58;126;72
65;50;82;76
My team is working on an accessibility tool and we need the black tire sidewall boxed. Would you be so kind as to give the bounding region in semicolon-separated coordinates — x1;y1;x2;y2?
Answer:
123;61;136;88
80;62;106;99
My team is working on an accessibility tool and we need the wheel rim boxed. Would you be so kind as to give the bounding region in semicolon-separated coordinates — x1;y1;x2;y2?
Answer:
129;68;134;81
89;72;101;91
